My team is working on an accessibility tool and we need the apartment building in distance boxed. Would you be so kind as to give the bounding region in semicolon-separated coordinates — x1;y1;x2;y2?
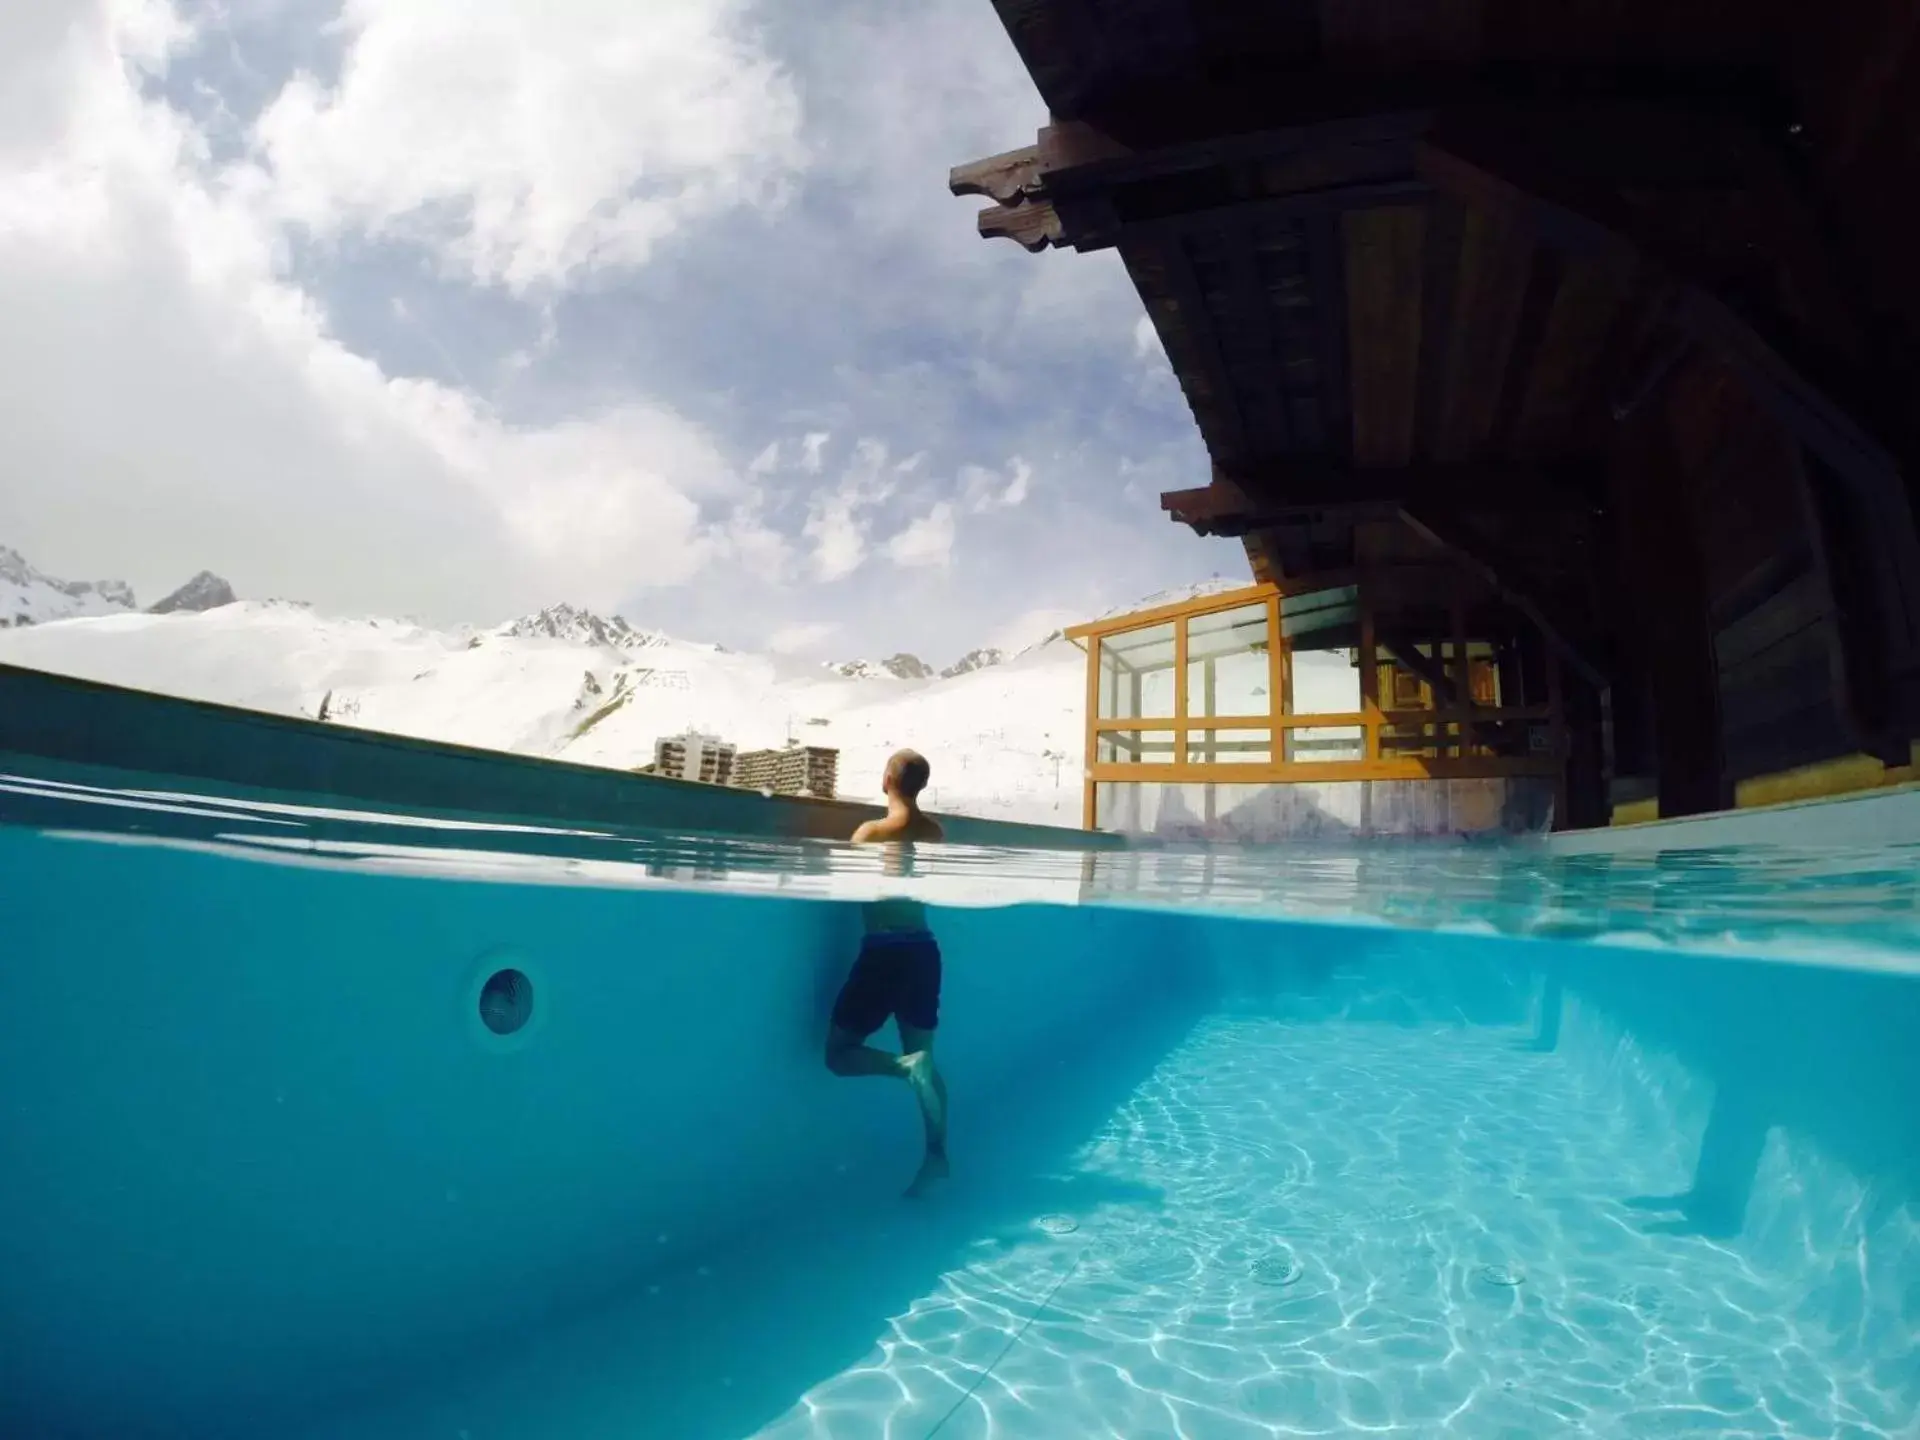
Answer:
731;744;838;800
651;731;737;786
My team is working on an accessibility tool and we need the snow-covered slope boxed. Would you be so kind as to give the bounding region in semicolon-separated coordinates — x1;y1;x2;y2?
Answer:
1;546;136;628
0;597;1091;823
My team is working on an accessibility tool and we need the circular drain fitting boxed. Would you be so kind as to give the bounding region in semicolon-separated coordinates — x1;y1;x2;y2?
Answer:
1476;1262;1525;1287
463;951;546;1051
479;968;533;1035
1036;1214;1079;1236
1252;1255;1302;1287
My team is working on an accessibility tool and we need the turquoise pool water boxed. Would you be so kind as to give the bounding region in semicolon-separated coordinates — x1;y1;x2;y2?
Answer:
3;763;1917;1438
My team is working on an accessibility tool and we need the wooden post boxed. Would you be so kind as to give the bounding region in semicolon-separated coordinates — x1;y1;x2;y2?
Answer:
1173;614;1189;729
1270;594;1290;759
1610;403;1728;817
1450;590;1470;759
1359;587;1381;760
1083;636;1101;830
1548;654;1569;828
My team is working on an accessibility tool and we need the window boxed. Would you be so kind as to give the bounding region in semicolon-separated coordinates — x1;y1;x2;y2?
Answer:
1096;622;1176;720
1280;586;1361;716
1096;730;1177;764
1185;728;1271;764
1283;725;1366;762
1184;603;1270;719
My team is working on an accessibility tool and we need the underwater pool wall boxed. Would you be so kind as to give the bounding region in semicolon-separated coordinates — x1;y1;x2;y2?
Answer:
0;827;1182;1438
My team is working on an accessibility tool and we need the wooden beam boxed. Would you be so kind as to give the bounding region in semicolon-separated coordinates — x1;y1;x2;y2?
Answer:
974;198;1063;252
949;145;1045;204
1377;633;1464;709
1399;503;1609;687
1163;460;1602;529
1345;205;1427;467
1159;230;1255;463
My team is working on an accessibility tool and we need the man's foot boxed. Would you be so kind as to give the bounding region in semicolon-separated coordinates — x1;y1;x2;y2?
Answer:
905;1148;950;1198
901;1051;947;1134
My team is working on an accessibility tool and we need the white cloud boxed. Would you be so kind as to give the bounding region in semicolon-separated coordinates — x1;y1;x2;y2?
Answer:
765;620;839;655
747;441;780;476
802;500;866;583
0;0;780;622
959;456;1031;513
1133;315;1158;358
798;437;901;582
248;0;804;293
883;502;955;570
798;431;829;475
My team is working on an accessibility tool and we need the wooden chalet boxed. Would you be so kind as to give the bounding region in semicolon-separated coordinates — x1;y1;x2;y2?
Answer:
954;0;1920;833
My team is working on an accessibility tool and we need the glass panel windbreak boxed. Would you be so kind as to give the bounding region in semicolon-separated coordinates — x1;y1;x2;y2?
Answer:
1184;603;1271;719
1283;724;1367;763
1095;729;1177;764
1184;728;1272;764
1096;622;1176;720
1282;586;1361;716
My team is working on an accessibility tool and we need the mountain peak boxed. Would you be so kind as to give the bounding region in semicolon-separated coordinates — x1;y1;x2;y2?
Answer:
496;603;669;650
827;653;933;681
149;571;237;615
941;646;1004;678
1;544;138;628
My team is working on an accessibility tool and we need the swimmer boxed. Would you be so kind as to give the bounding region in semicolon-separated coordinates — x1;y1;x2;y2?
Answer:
825;750;949;1197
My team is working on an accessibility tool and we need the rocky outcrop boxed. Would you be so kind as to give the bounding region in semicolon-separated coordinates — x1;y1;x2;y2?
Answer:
828;653;934;680
496;604;668;650
941;647;1004;678
0;545;137;627
149;571;237;614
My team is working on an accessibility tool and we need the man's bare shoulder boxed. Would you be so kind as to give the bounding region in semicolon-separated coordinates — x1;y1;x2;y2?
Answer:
851;811;943;844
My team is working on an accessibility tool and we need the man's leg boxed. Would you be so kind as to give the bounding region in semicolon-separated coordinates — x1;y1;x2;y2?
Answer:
897;1022;948;1196
824;1025;911;1079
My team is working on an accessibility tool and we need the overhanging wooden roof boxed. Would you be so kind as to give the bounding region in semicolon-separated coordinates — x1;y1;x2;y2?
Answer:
951;1;1920;685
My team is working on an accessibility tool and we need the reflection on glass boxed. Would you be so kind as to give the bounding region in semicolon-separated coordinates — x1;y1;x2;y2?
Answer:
1184;729;1272;764
1281;586;1362;717
1185;604;1270;719
1096;730;1177;764
1097;622;1176;720
1284;725;1366;762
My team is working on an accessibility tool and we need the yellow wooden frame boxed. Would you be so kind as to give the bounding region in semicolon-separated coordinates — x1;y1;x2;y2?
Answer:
1073;573;1567;830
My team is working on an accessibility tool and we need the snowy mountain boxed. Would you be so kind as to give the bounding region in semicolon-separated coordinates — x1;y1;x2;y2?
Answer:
0;593;1089;823
492;603;670;650
1;546;137;628
826;653;935;681
941;647;1004;678
150;571;237;615
0;548;1278;825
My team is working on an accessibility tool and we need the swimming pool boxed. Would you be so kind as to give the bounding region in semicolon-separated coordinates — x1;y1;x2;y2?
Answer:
3;764;1916;1438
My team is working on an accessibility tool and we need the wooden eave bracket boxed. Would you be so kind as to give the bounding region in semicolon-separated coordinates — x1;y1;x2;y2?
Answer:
1161;475;1256;536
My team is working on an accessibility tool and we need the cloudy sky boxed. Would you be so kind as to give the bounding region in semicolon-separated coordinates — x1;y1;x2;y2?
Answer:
0;0;1240;665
